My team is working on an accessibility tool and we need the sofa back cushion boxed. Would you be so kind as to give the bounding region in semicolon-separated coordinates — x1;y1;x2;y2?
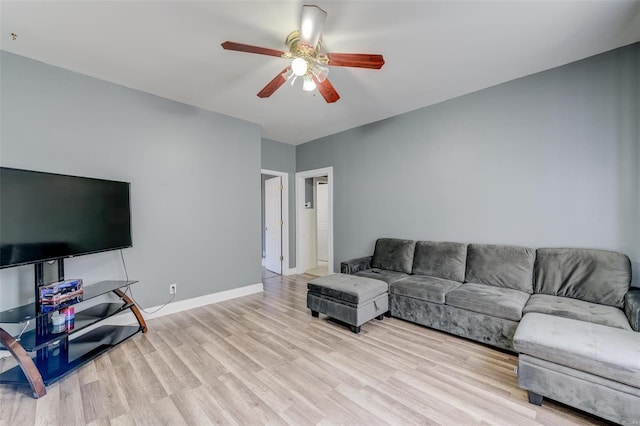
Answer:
534;248;631;308
465;244;535;293
371;238;416;274
412;241;467;282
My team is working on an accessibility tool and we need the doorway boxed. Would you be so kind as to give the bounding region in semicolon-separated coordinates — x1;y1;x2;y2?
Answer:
296;167;333;276
261;169;289;275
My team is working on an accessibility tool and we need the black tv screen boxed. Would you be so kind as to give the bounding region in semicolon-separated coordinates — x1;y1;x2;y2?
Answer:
0;167;132;268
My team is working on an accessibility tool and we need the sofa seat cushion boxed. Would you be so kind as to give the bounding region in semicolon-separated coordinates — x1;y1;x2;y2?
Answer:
307;273;388;305
370;238;416;274
534;248;631;308
514;313;640;388
391;275;462;304
355;269;409;285
524;294;631;330
411;241;467;282
465;244;535;293
445;283;530;321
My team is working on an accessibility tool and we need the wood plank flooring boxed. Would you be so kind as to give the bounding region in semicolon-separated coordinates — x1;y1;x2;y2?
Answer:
0;270;607;425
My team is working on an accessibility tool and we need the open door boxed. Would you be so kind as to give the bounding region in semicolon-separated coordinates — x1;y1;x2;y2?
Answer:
264;176;282;274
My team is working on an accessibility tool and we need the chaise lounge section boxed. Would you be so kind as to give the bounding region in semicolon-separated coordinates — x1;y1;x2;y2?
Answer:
514;313;640;425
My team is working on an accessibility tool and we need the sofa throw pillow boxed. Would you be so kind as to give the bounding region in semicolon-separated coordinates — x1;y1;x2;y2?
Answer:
370;238;416;274
534;248;631;308
412;241;467;282
465;244;535;293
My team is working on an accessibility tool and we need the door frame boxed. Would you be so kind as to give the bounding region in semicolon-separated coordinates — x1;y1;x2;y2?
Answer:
261;169;289;275
315;178;329;262
295;167;334;274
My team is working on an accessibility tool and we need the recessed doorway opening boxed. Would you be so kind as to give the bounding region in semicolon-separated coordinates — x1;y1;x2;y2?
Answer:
295;167;333;276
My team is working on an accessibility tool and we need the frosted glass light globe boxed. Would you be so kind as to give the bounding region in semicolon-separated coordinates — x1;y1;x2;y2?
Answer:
311;63;329;83
302;76;316;92
291;57;308;76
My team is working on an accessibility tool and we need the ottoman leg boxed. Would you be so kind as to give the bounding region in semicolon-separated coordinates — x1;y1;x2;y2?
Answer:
527;391;543;406
311;310;319;318
384;311;391;317
350;325;361;334
375;314;384;320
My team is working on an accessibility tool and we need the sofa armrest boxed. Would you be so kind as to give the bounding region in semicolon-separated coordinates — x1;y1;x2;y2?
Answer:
341;256;372;274
625;289;640;332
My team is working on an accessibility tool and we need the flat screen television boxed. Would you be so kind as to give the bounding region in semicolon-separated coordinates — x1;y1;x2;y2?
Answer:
0;167;132;269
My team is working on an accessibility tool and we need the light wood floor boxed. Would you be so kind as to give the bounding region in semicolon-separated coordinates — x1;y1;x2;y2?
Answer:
0;270;606;426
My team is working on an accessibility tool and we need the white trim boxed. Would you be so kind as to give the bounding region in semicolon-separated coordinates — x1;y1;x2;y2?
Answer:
96;282;263;326
261;169;290;274
283;267;297;276
295;167;334;275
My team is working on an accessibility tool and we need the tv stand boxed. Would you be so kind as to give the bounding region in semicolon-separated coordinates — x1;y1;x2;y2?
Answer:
0;259;147;398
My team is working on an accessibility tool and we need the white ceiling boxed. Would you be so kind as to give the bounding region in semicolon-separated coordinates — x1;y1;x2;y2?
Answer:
1;1;639;145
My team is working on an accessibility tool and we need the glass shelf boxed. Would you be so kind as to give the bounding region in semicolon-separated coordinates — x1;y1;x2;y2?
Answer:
0;257;147;399
2;302;134;352
0;325;142;386
0;280;138;324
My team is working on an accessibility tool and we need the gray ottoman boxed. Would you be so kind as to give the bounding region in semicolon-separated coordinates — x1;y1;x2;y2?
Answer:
307;273;388;333
514;313;640;425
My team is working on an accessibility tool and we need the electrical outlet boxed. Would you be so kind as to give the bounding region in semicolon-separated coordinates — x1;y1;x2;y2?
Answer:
169;284;177;295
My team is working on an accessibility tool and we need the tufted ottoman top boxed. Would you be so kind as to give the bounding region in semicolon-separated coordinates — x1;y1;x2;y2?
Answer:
514;313;640;388
308;273;388;304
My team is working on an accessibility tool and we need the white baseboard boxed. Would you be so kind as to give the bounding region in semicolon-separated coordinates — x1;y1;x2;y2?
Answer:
0;282;263;359
283;267;297;276
104;282;263;326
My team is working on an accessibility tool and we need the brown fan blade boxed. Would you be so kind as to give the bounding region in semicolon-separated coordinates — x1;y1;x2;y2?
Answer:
312;77;340;103
257;68;290;98
325;53;385;69
221;41;285;58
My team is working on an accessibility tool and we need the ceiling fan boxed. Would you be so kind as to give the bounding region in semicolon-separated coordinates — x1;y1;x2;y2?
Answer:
221;5;385;103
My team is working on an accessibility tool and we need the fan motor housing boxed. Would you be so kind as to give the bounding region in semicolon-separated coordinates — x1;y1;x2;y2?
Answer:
286;30;321;57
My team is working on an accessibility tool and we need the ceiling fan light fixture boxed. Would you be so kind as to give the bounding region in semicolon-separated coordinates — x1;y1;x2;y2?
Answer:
291;57;308;76
302;75;316;92
222;4;383;103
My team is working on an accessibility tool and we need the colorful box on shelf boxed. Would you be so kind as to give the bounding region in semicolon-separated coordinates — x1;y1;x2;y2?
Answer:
39;279;84;313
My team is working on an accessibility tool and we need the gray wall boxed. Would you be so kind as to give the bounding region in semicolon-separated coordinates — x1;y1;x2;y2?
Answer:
261;138;296;268
297;43;640;286
0;51;262;311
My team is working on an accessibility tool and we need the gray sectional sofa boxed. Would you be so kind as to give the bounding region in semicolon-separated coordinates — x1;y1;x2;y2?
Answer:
341;238;640;424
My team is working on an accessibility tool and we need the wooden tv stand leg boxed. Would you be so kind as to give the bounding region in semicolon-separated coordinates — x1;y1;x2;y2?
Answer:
0;327;46;398
113;289;148;333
